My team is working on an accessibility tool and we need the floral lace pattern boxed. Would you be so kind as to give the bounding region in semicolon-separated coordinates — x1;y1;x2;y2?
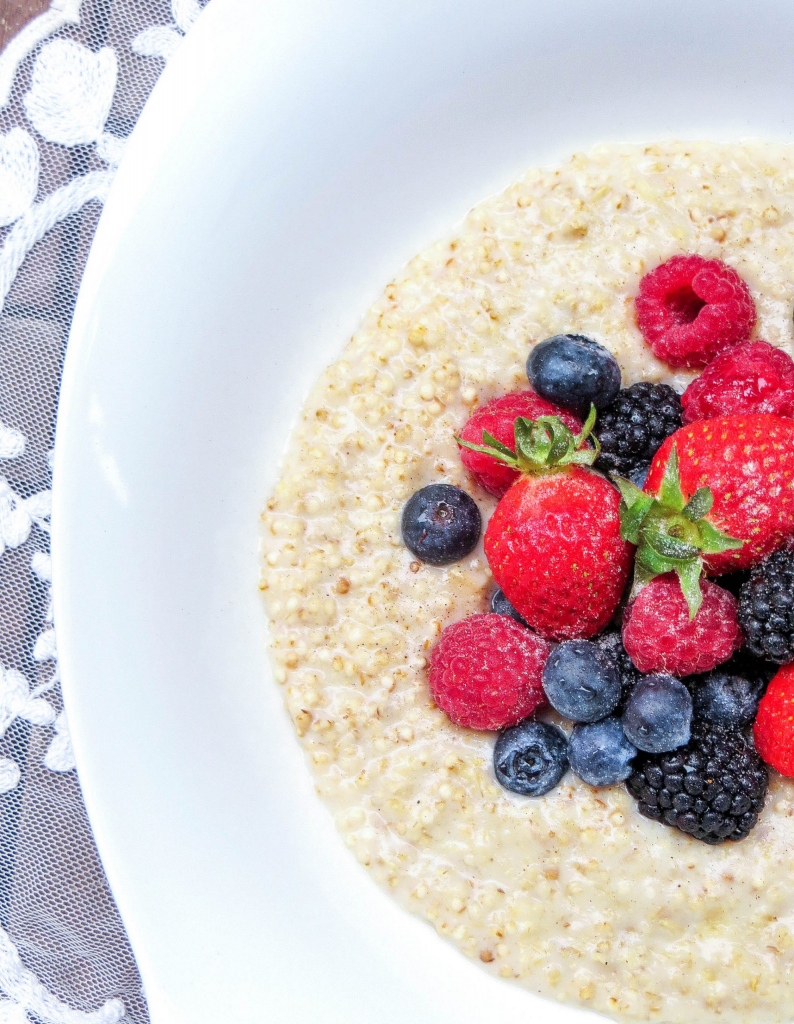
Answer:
0;1;206;1019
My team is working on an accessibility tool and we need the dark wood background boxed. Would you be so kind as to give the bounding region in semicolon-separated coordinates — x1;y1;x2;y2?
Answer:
0;0;49;52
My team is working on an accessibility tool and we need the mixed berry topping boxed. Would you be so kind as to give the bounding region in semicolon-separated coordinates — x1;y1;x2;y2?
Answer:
526;334;621;418
401;484;481;566
626;726;768;844
635;254;756;368
595;382;682;476
398;250;794;845
682;340;794;422
428;614;549;730
739;549;794;663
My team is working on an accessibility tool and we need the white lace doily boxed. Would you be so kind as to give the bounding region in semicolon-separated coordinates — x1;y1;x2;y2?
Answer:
0;2;207;1019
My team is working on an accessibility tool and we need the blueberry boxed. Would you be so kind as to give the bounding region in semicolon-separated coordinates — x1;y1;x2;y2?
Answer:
401;484;481;566
541;640;621;722
692;671;766;729
527;334;621;418
622;674;692;753
569;717;637;786
490;587;528;627
494;720;569;796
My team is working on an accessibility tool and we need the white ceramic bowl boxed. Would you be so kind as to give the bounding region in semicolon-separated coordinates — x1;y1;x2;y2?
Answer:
53;1;794;1022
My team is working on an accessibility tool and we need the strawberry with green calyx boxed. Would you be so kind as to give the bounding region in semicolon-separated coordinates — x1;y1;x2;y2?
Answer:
614;444;743;619
645;415;794;575
457;404;600;474
461;407;634;641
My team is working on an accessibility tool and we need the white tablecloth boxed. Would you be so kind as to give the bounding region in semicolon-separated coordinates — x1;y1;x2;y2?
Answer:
0;2;207;1018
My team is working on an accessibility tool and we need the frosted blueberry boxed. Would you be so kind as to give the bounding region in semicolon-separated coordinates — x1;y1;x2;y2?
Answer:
569;717;637;786
542;640;621;722
401;484;481;566
494;720;569;796
622;674;692;753
527;334;621;418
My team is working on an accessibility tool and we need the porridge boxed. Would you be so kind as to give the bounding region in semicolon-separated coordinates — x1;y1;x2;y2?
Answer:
259;142;794;1023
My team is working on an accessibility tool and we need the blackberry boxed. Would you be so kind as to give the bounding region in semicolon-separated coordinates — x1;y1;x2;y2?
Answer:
739;550;794;663
594;630;641;708
595;382;682;476
626;726;768;844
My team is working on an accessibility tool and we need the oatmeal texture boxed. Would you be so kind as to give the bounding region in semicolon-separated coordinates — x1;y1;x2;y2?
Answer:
260;143;794;1024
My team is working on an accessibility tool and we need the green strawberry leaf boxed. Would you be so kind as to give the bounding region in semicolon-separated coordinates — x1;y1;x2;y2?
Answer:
658;444;686;512
618;493;654;544
456;405;599;476
682;487;713;521
644;526;701;561
481;430;517;462
675;559;704;619
697;519;745;554
456;434;519;465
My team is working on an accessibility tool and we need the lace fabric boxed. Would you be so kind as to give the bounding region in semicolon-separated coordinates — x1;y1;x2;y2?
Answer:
0;1;207;1019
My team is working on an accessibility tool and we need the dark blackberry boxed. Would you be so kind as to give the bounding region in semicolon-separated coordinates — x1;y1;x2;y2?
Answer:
595;382;682;476
625;726;768;844
593;630;640;708
738;549;794;663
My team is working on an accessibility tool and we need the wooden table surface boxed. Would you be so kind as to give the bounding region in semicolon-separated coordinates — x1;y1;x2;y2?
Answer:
0;0;50;52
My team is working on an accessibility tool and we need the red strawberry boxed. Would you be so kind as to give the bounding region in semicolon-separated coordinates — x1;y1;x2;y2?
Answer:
644;415;794;574
622;574;742;677
429;614;550;730
459;409;634;640
458;391;581;497
485;466;633;640
754;664;794;776
682;341;794;423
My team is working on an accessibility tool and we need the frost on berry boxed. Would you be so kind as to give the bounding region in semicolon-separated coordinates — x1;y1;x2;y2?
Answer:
458;391;580;496
429;613;550;730
622;575;742;677
635;254;756;368
682;341;794;423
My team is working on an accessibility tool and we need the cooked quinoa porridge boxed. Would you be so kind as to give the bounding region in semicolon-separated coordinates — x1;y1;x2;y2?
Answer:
259;142;794;1024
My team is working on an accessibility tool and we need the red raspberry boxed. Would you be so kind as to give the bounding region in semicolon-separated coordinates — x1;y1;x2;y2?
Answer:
458;391;581;497
622;575;742;677
429;613;550;730
635;254;756;368
682;341;794;423
754;664;794;776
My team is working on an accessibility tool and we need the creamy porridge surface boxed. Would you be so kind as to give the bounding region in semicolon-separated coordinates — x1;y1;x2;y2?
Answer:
260;143;794;1024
